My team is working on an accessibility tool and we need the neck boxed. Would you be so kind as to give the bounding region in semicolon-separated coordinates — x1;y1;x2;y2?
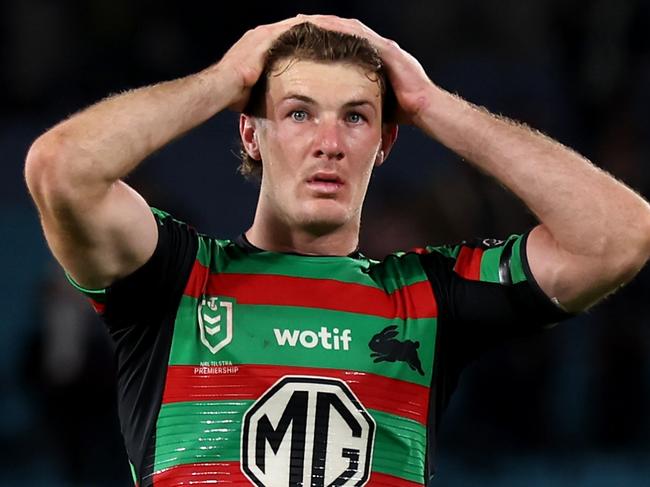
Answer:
245;208;360;256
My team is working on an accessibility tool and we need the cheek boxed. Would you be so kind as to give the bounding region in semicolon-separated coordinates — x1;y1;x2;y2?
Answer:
349;132;382;173
348;125;382;154
265;123;310;163
260;130;306;197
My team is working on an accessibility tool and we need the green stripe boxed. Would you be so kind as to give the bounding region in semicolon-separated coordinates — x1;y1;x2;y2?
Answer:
424;244;461;260
150;207;171;221
193;236;429;293
370;409;426;483
155;401;425;483
214;246;376;284
129;461;137;485
195;235;242;272
480;246;502;283
154;400;248;471
366;252;431;294
170;297;436;387
425;235;531;285
152;207;197;230
510;235;527;283
471;234;528;284
65;273;107;302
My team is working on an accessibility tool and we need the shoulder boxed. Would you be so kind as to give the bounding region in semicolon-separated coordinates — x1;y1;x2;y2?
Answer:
363;248;432;292
151;207;234;255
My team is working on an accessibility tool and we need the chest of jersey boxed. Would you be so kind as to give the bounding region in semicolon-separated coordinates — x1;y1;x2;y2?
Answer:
153;245;437;486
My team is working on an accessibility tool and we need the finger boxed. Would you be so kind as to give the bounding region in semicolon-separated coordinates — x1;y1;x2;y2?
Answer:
306;16;372;34
307;16;390;49
262;15;309;34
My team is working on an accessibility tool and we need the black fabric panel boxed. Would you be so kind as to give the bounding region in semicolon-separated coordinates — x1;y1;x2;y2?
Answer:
498;237;515;285
100;214;198;483
419;245;573;482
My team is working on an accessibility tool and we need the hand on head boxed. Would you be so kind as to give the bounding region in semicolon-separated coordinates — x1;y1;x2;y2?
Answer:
220;14;433;124
218;15;307;111
286;14;434;125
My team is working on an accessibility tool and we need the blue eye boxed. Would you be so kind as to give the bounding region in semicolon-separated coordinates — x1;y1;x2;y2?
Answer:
291;110;308;122
347;112;364;124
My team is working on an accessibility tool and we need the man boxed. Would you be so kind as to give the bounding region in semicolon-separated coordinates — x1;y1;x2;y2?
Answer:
25;14;650;487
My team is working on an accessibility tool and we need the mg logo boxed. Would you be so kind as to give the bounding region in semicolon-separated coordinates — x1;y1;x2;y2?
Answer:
197;296;234;354
241;376;375;487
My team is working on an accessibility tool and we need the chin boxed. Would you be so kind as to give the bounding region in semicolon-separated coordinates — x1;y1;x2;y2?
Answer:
296;201;354;235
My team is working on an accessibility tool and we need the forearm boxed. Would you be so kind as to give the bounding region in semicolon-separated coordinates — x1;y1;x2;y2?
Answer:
23;17;305;289
26;63;238;195
416;86;650;260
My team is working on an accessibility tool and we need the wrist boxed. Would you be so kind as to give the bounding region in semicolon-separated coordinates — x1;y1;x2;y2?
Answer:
409;83;446;130
196;62;245;113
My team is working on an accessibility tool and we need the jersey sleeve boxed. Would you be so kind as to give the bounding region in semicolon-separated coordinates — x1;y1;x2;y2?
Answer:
66;207;198;332
418;232;575;445
419;232;573;363
64;208;199;478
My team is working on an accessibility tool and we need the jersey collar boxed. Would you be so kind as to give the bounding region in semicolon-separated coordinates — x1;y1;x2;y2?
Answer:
234;233;364;259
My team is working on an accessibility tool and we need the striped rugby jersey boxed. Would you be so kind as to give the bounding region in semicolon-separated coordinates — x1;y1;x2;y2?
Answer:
69;208;569;486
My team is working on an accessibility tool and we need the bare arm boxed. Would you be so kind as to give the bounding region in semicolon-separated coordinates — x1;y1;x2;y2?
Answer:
309;15;650;312
25;17;302;289
412;89;650;311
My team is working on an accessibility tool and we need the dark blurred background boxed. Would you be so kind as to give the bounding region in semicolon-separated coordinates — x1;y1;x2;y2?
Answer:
2;0;649;485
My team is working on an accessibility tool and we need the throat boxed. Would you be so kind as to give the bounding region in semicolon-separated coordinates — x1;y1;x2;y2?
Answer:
244;224;359;257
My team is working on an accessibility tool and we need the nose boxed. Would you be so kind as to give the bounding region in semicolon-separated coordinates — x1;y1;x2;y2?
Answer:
313;118;344;161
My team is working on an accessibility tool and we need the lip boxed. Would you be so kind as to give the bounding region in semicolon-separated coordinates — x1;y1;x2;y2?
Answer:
306;172;345;194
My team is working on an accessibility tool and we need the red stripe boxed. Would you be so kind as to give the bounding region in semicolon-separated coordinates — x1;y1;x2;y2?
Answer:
183;262;437;319
370;471;424;486
153;461;244;485
152;461;423;486
162;364;429;425
88;298;105;314
184;260;209;297
454;246;484;280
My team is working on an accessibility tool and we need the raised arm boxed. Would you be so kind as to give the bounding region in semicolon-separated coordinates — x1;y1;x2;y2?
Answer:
24;17;302;289
414;90;650;312
308;15;650;312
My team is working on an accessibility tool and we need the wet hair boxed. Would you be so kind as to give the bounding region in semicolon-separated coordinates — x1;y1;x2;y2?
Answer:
239;21;395;180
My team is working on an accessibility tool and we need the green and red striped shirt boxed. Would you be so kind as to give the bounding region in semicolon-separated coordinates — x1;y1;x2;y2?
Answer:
68;209;569;486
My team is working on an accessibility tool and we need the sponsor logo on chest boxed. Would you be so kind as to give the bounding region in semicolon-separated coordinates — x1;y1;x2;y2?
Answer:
241;376;375;486
273;326;352;351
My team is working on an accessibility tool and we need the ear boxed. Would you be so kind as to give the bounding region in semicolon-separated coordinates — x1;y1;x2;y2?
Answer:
374;123;399;167
239;114;261;161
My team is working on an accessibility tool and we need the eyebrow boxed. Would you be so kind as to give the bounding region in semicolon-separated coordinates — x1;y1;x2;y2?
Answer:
282;94;377;112
282;94;316;104
343;100;376;113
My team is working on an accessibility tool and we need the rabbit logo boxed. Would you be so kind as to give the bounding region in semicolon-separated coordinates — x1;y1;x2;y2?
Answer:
368;325;425;375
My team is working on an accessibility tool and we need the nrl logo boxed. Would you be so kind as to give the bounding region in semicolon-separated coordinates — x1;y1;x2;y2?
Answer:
197;296;234;354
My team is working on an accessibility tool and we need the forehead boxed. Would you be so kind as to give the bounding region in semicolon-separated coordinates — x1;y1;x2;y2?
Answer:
266;59;382;107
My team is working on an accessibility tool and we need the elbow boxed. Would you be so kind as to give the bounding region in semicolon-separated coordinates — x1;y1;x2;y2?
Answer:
25;131;93;209
630;209;650;269
581;214;650;294
610;214;650;283
640;211;650;266
25;133;64;205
